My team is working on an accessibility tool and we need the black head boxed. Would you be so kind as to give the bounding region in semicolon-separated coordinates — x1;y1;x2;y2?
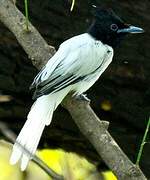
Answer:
88;6;144;48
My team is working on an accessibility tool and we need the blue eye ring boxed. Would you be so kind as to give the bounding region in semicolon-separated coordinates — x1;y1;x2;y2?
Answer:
110;24;118;31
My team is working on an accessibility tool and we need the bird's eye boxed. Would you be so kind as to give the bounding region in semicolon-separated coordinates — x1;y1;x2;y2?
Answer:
110;24;118;31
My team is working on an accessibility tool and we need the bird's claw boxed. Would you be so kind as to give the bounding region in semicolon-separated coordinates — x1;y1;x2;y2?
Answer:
75;94;91;102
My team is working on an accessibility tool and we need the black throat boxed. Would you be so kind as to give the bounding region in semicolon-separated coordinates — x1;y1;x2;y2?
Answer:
88;21;125;48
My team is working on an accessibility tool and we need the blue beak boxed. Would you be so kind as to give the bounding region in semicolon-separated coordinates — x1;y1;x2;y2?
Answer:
117;25;144;34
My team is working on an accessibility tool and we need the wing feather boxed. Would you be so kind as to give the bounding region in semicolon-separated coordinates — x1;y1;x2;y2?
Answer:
30;33;112;99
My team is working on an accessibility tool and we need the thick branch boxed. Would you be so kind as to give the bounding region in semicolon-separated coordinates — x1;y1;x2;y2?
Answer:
0;0;147;179
63;95;147;180
0;0;55;70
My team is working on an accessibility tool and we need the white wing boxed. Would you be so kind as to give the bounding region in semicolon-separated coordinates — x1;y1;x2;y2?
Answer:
30;33;113;99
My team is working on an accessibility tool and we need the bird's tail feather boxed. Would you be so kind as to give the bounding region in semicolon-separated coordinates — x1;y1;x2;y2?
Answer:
10;87;70;171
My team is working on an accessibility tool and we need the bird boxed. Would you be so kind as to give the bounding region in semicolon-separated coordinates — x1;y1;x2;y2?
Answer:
10;6;144;171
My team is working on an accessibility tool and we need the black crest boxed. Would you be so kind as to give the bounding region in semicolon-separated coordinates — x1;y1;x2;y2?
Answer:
91;5;122;22
88;5;128;48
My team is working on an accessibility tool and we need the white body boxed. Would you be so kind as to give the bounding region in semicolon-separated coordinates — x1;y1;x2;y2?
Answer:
10;33;113;170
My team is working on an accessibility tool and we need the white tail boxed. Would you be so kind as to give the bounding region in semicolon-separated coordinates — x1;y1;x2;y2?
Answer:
10;87;70;171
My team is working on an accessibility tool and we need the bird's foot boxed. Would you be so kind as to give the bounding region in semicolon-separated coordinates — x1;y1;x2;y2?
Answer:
75;94;91;103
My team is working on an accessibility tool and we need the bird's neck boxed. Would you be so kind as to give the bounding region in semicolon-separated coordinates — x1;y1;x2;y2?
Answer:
87;22;123;48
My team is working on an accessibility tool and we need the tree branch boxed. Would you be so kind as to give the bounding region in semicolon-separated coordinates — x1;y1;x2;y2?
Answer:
0;0;147;179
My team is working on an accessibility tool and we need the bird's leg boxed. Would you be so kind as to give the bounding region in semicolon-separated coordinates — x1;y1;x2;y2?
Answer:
74;93;91;103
